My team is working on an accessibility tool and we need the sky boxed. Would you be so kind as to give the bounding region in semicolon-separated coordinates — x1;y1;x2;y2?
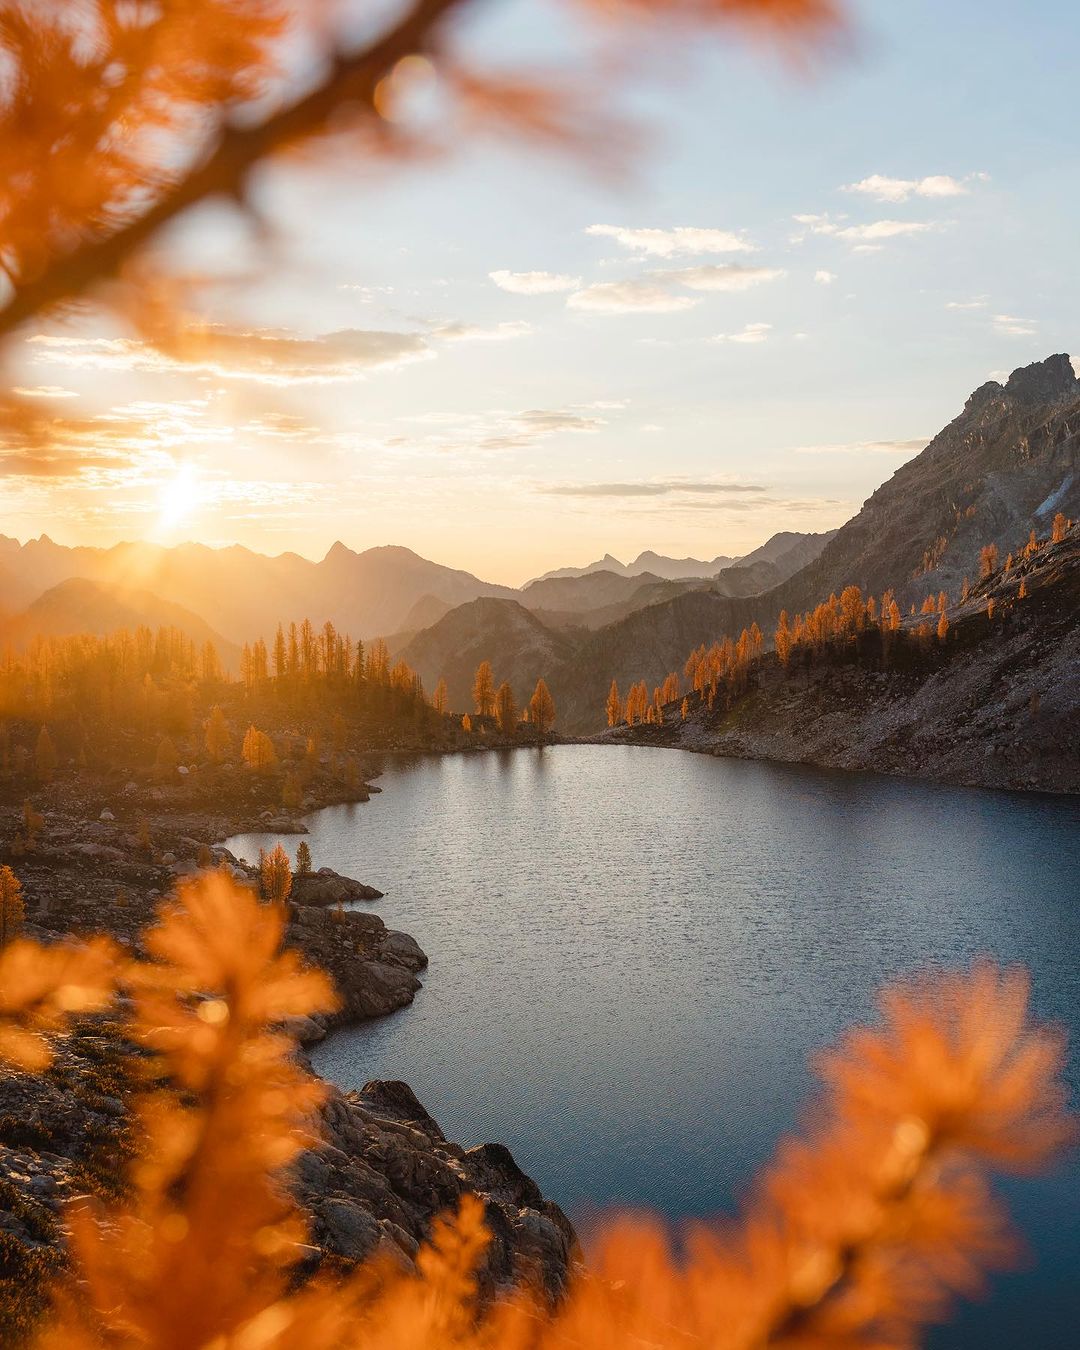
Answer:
5;0;1080;585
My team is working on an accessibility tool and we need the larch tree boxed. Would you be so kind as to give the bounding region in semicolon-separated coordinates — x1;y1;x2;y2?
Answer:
0;865;24;948
204;705;232;763
1052;511;1069;543
260;843;292;907
35;727;57;784
979;542;999;578
605;680;622;728
295;840;313;875
472;661;496;718
937;610;950;643
529;678;555;743
242;725;277;773
495;681;517;735
432;678;449;715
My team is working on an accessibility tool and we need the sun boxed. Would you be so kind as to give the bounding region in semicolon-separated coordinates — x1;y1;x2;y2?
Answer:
156;462;202;533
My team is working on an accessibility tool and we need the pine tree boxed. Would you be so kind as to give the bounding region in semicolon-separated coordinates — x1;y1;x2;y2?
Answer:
605;680;621;728
0;865;24;948
495;681;517;735
472;661;495;717
205;706;231;763
35;726;57;784
295;840;313;875
529;678;555;742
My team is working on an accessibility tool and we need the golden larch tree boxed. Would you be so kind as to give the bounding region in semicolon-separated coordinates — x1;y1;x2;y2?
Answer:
472;661;496;717
0;865;24;948
432;677;449;715
494;681;517;735
242;725;277;773
295;840;312;875
529;678;555;742
979;542;999;577
204;706;231;763
260;843;292;907
605;679;622;728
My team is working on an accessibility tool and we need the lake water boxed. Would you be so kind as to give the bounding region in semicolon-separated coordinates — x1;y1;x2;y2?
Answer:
227;745;1080;1347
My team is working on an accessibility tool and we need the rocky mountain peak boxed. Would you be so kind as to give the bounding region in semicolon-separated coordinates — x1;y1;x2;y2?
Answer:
1003;353;1078;405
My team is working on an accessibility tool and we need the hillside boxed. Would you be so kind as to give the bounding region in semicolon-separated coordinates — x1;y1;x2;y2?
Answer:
605;527;1080;793
0;578;240;666
545;355;1080;732
397;597;578;712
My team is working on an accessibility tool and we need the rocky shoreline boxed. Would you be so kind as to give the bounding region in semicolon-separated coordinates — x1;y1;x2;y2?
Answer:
0;776;578;1339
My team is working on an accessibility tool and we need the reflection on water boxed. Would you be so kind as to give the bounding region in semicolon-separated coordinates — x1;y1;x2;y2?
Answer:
227;746;1080;1347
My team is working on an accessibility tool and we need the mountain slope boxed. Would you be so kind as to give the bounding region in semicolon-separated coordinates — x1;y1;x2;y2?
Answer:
606;526;1080;793
1;578;240;665
397;598;578;713
551;355;1080;732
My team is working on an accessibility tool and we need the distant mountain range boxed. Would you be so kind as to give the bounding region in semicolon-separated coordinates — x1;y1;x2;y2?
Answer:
0;522;830;657
3;355;1075;738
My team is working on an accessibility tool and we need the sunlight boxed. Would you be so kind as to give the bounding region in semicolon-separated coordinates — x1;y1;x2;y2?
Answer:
155;462;202;533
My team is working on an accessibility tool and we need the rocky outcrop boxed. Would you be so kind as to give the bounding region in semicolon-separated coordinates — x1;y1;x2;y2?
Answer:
285;903;427;1040
291;868;384;907
306;1079;576;1300
0;1028;576;1341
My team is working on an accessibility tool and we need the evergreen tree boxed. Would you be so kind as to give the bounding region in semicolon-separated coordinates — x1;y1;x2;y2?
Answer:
295;840;313;874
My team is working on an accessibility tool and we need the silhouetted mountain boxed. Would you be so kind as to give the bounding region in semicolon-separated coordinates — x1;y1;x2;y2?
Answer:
0;537;514;643
397;598;577;714
1;578;239;665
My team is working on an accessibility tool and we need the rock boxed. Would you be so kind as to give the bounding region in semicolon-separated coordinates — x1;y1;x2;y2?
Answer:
291;870;383;907
318;1198;381;1261
98;809;115;821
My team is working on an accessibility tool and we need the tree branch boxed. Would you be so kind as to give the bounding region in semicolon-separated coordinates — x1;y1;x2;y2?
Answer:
0;0;465;343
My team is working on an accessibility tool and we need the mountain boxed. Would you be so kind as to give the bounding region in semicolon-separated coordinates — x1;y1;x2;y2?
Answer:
607;526;1080;793
520;569;673;615
1;578;239;665
397;598;577;713
446;355;1080;734
528;550;737;584
0;538;514;643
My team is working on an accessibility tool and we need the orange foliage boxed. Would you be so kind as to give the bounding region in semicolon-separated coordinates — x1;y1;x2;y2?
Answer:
0;883;1068;1350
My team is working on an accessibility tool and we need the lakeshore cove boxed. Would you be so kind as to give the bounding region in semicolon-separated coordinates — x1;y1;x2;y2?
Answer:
228;744;1080;1350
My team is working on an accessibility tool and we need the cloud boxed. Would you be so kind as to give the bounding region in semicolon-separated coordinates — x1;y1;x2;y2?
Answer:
11;385;79;399
992;314;1037;337
430;320;532;342
489;269;580;295
844;173;975;203
567;281;699;314
660;264;784;292
543;480;766;497
585;224;754;257
793;437;929;456
793;214;935;245
945;297;988;310
31;326;434;385
814;270;837;285
713;322;772;345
